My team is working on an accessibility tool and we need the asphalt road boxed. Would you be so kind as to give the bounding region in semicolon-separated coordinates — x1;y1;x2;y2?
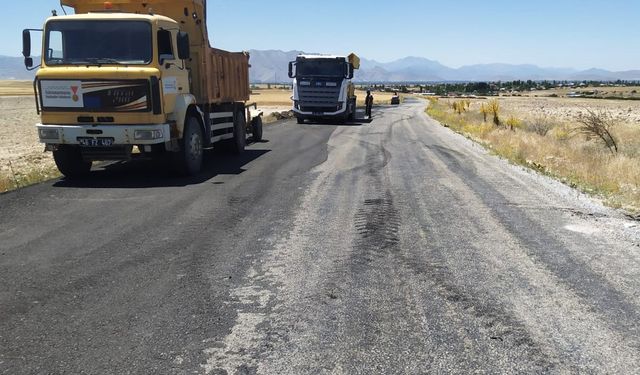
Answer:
1;99;639;374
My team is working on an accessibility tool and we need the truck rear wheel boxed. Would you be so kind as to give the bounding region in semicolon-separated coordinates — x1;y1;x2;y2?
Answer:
251;116;263;142
53;145;92;178
173;116;204;176
231;110;246;154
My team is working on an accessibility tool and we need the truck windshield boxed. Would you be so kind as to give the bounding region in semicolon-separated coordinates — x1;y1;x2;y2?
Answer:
44;20;152;65
297;59;346;77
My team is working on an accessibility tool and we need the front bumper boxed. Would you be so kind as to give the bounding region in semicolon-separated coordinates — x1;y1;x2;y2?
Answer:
36;123;171;145
292;106;347;117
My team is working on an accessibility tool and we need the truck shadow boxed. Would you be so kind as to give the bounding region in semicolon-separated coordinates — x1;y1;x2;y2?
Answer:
305;121;366;127
304;118;372;126
52;148;271;189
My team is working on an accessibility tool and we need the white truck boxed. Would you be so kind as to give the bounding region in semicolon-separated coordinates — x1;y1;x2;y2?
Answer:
288;54;360;124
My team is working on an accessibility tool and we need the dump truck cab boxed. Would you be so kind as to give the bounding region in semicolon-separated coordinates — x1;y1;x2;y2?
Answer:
23;0;260;177
288;54;359;124
34;13;188;147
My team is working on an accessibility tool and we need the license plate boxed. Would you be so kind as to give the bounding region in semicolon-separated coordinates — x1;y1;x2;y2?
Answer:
77;137;114;147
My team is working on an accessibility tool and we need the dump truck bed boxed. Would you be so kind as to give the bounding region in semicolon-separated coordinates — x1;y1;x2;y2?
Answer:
192;48;251;104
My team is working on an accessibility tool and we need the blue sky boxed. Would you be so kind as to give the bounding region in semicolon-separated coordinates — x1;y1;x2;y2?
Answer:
4;0;640;71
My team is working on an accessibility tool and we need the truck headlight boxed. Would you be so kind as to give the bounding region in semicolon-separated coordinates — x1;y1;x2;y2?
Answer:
337;103;343;110
39;128;60;140
134;129;164;140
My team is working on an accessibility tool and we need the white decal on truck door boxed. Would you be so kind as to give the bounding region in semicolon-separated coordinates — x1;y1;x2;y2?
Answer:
163;77;178;94
40;80;84;108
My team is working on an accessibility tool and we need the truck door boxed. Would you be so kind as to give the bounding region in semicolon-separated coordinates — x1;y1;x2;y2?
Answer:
157;28;187;115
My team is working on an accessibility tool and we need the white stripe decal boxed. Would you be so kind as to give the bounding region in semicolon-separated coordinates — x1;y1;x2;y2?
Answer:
211;134;235;143
211;122;233;131
210;112;234;119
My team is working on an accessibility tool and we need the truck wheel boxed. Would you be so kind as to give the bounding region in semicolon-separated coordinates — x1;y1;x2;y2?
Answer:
251;116;263;142
53;145;92;178
231;110;246;154
297;117;305;124
174;116;204;175
348;100;355;121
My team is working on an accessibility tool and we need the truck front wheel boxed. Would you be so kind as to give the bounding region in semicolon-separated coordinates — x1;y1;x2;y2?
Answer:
53;145;92;178
348;99;356;121
231;110;246;154
251;116;263;142
297;117;305;124
174;116;204;176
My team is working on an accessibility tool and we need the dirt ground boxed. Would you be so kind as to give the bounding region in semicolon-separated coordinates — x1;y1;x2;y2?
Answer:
0;95;58;191
444;96;640;125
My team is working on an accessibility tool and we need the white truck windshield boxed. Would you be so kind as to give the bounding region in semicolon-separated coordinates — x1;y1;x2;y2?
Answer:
297;59;345;77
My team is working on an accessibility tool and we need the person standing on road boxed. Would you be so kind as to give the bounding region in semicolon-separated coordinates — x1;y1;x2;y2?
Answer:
365;90;374;119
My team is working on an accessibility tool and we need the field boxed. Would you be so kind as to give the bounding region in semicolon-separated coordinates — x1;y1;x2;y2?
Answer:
0;80;34;96
529;85;640;99
456;96;640;124
426;96;640;212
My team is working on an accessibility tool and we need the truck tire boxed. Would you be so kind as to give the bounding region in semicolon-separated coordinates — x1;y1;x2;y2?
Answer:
347;99;355;121
173;116;204;176
251;116;263;142
297;117;305;124
53;145;92;178
231;110;246;154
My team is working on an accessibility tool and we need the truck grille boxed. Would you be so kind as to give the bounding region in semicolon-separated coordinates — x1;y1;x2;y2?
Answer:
298;85;341;109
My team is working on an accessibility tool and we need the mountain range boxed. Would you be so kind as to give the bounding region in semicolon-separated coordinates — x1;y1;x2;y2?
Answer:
248;50;640;83
1;51;639;82
0;56;35;80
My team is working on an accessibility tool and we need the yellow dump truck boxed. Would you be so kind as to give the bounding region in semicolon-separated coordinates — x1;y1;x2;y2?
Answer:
288;53;360;123
22;0;262;177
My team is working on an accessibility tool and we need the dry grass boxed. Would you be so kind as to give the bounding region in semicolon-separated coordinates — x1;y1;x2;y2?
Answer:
0;80;33;96
250;89;292;107
427;97;640;212
529;85;640;98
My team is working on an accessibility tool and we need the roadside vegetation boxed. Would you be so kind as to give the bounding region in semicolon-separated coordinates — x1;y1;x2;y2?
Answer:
1;163;59;193
426;97;640;212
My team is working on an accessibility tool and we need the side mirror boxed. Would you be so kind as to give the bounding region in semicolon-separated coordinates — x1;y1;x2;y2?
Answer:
177;32;190;60
346;63;354;80
24;57;33;69
22;29;31;58
288;61;296;79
